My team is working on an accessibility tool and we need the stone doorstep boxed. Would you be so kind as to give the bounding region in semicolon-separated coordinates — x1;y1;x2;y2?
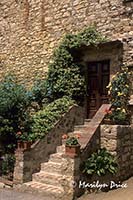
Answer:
23;181;64;197
84;118;91;122
32;171;64;186
84;121;91;126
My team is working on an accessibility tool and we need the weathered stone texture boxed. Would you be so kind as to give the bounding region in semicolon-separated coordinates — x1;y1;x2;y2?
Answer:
101;125;133;180
13;105;83;184
0;0;132;85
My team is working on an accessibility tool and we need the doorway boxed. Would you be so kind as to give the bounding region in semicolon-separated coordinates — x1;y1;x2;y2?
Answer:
86;60;110;118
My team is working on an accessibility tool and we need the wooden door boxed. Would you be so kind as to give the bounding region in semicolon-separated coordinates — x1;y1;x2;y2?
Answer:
87;60;110;118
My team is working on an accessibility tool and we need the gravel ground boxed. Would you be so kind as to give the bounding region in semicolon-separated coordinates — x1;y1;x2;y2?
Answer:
0;189;55;200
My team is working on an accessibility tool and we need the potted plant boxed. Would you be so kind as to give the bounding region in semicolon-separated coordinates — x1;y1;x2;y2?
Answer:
16;131;23;149
65;136;80;158
16;132;32;150
103;108;113;124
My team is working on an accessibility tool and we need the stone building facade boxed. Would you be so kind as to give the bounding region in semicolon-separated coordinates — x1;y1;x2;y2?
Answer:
0;0;133;85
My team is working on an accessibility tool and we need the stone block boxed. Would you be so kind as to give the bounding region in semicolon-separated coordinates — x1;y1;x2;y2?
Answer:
0;182;5;188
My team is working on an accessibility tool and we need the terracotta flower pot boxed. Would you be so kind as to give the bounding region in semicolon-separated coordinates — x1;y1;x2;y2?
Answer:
17;141;31;150
65;144;80;158
23;141;32;150
17;141;23;149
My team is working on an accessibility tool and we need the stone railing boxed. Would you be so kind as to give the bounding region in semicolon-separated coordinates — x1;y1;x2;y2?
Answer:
13;105;84;184
98;96;133;180
62;103;133;198
71;104;112;198
81;104;111;160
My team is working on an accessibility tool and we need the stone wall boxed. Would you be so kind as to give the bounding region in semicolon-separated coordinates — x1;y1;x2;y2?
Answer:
13;105;84;184
0;0;133;85
80;41;123;78
101;125;133;180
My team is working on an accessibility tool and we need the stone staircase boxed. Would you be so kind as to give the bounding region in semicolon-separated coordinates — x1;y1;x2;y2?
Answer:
20;119;91;198
19;104;111;199
22;145;66;198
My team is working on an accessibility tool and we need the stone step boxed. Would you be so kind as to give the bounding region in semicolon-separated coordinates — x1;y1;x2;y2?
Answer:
33;171;63;186
56;145;65;153
85;118;91;122
74;125;89;132
84;118;91;125
23;181;64;198
50;153;65;163
41;161;63;174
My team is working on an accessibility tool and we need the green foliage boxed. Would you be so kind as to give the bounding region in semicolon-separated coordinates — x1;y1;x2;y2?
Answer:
1;154;15;176
16;131;37;142
31;97;74;139
31;78;49;107
46;27;106;103
0;74;32;152
0;74;31;115
66;136;79;146
109;110;128;125
60;26;106;49
107;67;131;124
0;27;106;151
83;148;118;176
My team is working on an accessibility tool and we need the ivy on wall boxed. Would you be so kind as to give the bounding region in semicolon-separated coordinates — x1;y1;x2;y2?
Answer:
45;26;107;104
31;97;74;139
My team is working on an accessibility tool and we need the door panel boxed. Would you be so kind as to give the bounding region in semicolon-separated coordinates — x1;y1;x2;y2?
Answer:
87;60;110;118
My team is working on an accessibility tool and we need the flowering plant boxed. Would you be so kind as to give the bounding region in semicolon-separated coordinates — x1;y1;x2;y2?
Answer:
65;134;81;146
16;131;28;141
62;134;68;140
66;136;79;146
16;131;36;142
106;67;131;124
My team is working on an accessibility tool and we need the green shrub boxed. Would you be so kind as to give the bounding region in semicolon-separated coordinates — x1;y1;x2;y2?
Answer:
31;78;49;107
83;148;118;176
0;74;32;152
31;97;74;139
1;154;15;177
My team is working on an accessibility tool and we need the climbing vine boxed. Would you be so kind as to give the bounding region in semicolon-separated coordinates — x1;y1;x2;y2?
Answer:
45;26;107;104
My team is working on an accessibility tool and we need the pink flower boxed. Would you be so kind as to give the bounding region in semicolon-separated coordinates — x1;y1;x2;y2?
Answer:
75;133;81;139
62;134;68;139
104;109;112;115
